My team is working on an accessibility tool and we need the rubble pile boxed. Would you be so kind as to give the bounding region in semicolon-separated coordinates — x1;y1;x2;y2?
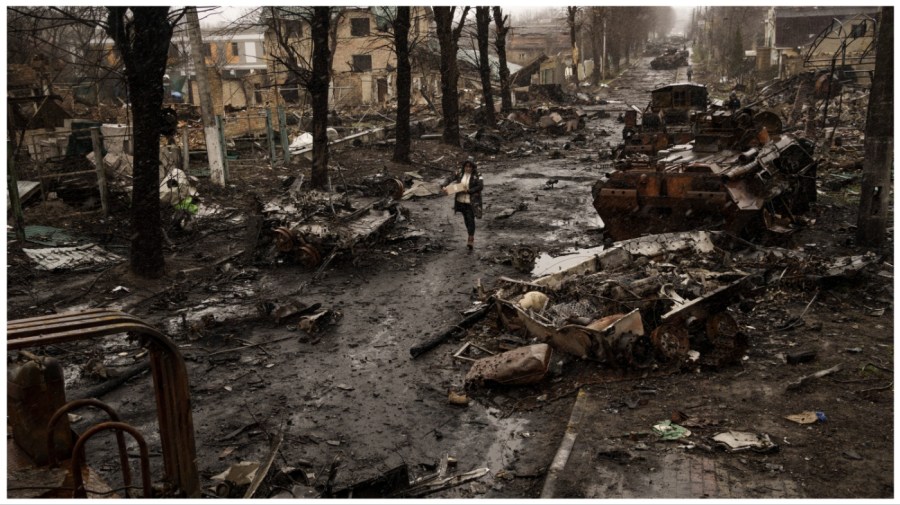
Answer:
258;188;404;269
453;231;886;389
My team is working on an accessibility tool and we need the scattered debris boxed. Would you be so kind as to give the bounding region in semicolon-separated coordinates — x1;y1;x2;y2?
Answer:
448;391;469;406
464;344;552;386
410;300;495;359
652;420;692;440
785;411;819;424
786;364;843;391
712;431;778;453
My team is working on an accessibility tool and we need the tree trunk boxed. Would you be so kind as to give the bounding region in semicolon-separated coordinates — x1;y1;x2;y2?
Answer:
856;7;893;248
107;7;173;278
492;7;512;113
392;7;412;163
590;8;603;85
434;7;469;146
310;7;331;189
475;7;496;127
567;7;579;86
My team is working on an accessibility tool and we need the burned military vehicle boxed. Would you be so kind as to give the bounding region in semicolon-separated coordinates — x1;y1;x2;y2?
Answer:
650;47;689;70
595;124;817;241
258;178;407;269
619;83;709;158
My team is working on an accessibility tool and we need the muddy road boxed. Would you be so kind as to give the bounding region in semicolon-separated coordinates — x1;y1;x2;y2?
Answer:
7;56;892;499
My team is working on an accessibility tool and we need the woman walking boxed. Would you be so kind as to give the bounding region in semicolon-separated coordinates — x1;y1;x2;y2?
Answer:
442;157;484;251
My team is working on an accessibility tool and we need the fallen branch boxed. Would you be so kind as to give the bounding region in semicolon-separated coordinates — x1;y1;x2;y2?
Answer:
854;382;893;396
410;299;495;359
72;362;150;400
208;335;296;357
786;363;843;391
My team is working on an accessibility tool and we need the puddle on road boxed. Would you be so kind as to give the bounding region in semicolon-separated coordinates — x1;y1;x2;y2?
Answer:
531;245;606;278
483;413;530;472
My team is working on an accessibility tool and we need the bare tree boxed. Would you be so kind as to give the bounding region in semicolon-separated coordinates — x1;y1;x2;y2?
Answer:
309;7;331;189
106;7;185;278
566;7;580;85
263;7;338;189
8;7;119;101
475;7;495;127
491;7;512;113
857;7;893;247
434;6;470;146
392;7;412;163
588;7;606;85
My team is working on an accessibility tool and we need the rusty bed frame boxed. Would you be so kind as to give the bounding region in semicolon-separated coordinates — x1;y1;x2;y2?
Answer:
7;309;200;498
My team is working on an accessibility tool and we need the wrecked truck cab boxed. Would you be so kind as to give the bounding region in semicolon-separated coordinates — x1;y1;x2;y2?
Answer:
595;133;818;242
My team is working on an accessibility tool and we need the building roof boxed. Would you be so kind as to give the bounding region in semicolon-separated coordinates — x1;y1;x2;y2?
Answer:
774;6;880;19
774;6;881;48
458;49;523;79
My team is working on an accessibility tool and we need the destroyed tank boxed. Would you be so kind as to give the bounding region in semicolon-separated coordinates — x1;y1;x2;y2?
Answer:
619;83;708;158
650;49;689;70
593;133;817;241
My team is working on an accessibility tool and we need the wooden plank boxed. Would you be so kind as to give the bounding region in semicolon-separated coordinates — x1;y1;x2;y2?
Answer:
8;181;40;211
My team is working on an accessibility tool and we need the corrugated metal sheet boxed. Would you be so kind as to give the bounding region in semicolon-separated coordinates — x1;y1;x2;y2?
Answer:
23;244;124;272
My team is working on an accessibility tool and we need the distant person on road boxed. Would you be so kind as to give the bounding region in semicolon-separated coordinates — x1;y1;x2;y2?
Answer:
727;91;741;110
442;157;484;251
686;66;693;82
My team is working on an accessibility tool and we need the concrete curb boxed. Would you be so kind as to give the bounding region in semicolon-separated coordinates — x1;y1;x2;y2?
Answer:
540;388;590;498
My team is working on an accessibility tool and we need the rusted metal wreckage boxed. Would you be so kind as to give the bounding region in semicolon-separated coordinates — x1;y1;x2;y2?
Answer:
263;178;406;268
7;310;200;498
598;83;817;241
482;232;754;376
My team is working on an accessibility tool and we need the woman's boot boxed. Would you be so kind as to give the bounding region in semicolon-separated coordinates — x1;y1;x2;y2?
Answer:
467;235;474;250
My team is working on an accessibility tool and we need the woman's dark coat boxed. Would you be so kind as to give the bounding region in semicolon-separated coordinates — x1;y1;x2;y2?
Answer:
444;167;483;216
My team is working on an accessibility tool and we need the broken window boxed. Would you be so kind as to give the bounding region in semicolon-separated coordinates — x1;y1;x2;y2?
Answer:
352;54;372;72
351;18;370;36
231;42;239;56
203;43;212;57
851;21;868;38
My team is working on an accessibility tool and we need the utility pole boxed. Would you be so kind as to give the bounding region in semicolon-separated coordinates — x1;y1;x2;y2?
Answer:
186;7;225;186
856;7;893;248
